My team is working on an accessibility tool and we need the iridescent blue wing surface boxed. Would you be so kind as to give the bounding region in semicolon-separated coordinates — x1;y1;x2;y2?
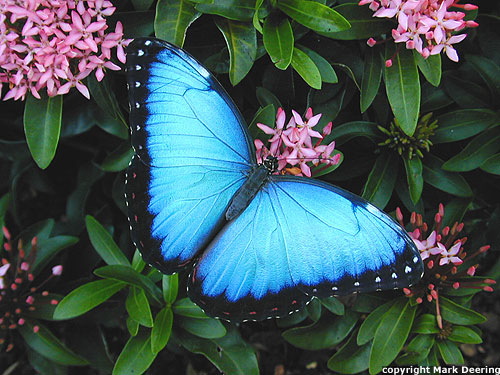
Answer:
125;38;254;274
188;176;423;322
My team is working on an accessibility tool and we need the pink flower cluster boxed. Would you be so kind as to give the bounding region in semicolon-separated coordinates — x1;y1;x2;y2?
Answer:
0;0;131;101
360;0;479;62
397;205;495;329
255;108;341;177
1;226;63;351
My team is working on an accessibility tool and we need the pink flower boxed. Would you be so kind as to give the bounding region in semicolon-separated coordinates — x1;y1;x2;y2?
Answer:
52;265;63;276
430;34;467;62
437;241;463;266
254;108;341;177
0;263;10;289
359;0;476;62
0;0;131;101
398;204;495;329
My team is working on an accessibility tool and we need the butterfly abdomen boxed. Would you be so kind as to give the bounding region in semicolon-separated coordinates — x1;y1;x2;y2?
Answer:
225;165;269;221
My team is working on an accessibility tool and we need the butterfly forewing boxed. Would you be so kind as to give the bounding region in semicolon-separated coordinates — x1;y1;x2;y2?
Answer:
125;38;254;274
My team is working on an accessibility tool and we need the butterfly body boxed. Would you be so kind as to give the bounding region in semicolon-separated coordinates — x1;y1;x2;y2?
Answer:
125;38;423;322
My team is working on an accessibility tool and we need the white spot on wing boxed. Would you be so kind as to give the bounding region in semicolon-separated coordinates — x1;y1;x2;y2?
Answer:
199;66;210;78
405;266;412;273
138;50;144;56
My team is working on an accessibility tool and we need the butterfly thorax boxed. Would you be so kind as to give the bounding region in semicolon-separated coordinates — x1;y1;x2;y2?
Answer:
225;161;275;221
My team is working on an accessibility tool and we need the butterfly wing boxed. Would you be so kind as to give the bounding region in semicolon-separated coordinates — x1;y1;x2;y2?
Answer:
125;38;254;274
188;176;423;322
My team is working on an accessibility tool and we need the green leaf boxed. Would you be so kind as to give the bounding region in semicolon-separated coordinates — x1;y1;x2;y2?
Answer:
297;45;338;83
132;249;146;272
215;18;256;85
53;279;126;320
180;326;259;375
263;15;294;70
100;143;134;172
282;310;358;350
195;0;255;21
154;0;200;47
361;47;383;112
253;0;264;32
277;0;350;33
411;314;440;334
31;235;79;275
178;315;227;339
87;76;128;137
256;86;282;109
127;316;139;336
94;265;163;304
441;198;471;229
126;286;154;327
291;47;322;89
385;45;420;136
307;297;322;322
438;296;486;325
442;127;500;172
21;293;63;321
19;321;88;366
27;348;69;375
151;307;173;353
248;104;276;140
361;151;398;209
320;297;344;315
422;154;473;197
357;299;396;345
173;298;209;318
421;83;453;113
331;121;382;145
23;93;63;169
414;51;442;87
403;156;423;204
328;332;371;374
352;294;386;314
442;72;490;109
481;153;500;175
162;274;179;304
436;340;464;365
467;55;500;98
307;82;346;124
0;193;10;220
396;334;435;365
86;215;130;266
407;334;435;357
324;3;392;40
369;298;416;374
448;325;482;344
432;109;499;144
113;330;157;375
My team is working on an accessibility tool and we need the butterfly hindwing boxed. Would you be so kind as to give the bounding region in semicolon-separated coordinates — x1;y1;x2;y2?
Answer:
188;176;423;322
125;38;254;273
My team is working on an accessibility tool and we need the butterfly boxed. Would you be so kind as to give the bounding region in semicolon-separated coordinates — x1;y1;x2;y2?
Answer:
124;37;423;322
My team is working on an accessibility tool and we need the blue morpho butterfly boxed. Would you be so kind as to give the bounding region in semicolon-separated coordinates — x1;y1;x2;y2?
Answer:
124;37;423;322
